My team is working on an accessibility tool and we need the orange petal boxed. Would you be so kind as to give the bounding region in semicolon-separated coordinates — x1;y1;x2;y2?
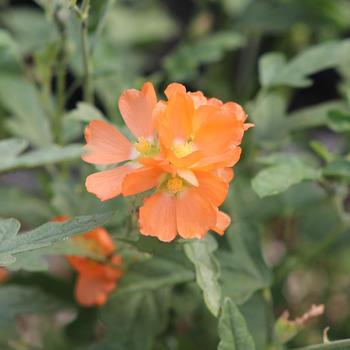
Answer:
175;188;216;239
244;122;254;130
196;171;228;207
75;274;116;306
216;168;234;183
222;101;247;121
139;192;177;242
122;166;162;196
193;108;244;155
82;120;132;165
0;268;8;283
193;147;242;171
164;82;186;99
177;169;198;186
118;82;157;138
211;210;231;235
83;227;115;255
86;165;131;201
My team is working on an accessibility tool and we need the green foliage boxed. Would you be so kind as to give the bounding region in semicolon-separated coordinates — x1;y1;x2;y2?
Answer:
252;154;321;197
0;0;350;348
184;235;222;317
218;298;256;350
0;212;113;266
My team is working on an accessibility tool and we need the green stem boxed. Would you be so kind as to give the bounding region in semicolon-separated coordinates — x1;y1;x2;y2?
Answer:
54;9;68;144
80;0;93;103
293;339;350;350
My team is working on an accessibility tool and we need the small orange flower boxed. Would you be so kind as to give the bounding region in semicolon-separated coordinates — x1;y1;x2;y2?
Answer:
0;268;8;283
82;82;253;242
52;217;122;307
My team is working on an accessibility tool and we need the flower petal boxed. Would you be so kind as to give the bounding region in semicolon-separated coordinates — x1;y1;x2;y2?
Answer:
139;192;177;242
86;165;131;201
122;166;162;196
196;171;228;207
75;274;116;306
177;169;198;186
211;211;231;235
118;82;157;138
175;188;216;239
164;82;186;99
82;120;132;165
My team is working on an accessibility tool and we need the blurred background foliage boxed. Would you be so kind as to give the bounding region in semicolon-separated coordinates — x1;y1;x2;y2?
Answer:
0;0;350;349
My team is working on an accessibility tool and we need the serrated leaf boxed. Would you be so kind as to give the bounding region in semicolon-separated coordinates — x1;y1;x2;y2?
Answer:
184;235;221;316
218;298;256;350
261;39;350;87
8;239;98;272
0;144;82;172
252;155;321;197
165;31;244;81
0;76;52;146
0;212;113;266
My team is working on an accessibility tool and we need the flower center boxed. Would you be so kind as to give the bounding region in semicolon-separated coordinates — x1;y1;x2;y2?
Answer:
173;141;194;158
166;177;185;194
74;236;105;258
134;137;152;154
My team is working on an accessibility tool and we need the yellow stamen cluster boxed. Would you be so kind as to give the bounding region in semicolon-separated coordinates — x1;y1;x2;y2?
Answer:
173;142;194;158
166;177;185;194
134;137;152;154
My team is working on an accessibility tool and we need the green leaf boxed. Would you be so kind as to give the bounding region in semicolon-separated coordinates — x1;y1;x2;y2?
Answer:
323;159;350;179
287;101;348;131
0;212;113;266
260;39;350;87
107;5;178;45
218;222;271;305
65;102;106;122
327;110;350;132
247;91;288;145
99;289;171;350
0;187;54;225
184;235;221;316
258;52;286;87
0;285;69;326
0;143;82;172
165;31;245;81
252;154;321;197
0;76;52;146
0;29;21;73
0;138;28;159
293;339;350;350
218;298;256;350
115;256;194;297
8;239;98;272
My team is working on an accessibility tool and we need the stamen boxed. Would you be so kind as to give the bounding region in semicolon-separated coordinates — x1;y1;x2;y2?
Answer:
166;177;185;194
173;142;194;158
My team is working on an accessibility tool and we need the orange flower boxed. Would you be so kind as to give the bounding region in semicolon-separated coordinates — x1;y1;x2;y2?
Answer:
52;217;122;307
0;268;8;283
82;82;253;242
